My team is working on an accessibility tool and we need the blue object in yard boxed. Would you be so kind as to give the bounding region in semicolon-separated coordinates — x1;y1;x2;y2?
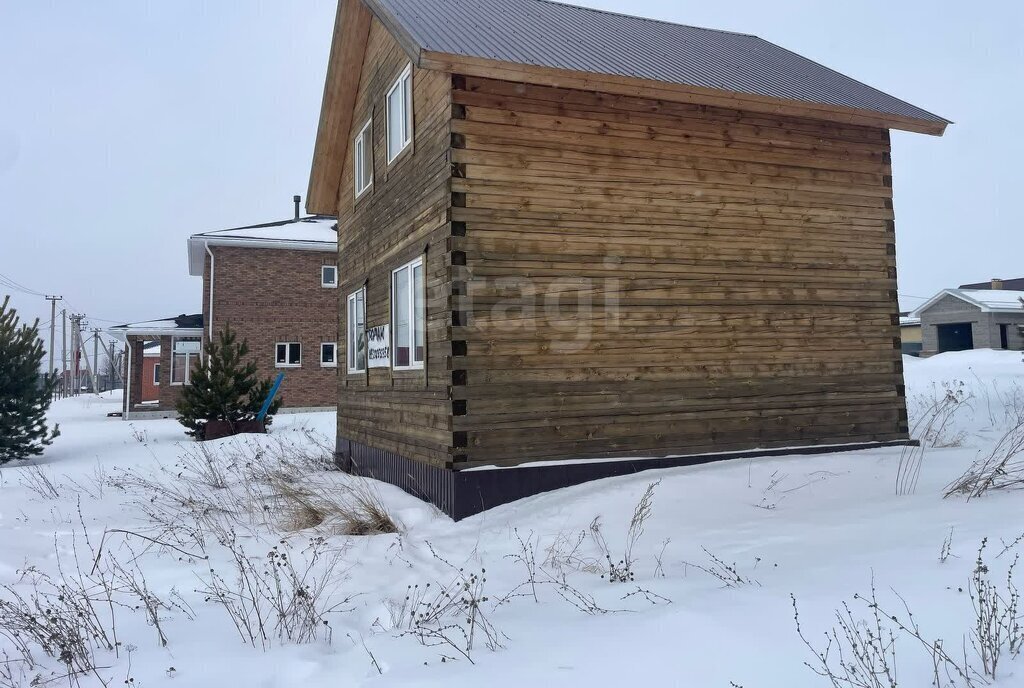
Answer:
257;372;285;422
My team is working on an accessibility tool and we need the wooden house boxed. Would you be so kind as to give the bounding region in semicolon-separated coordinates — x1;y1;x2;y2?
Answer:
306;0;949;519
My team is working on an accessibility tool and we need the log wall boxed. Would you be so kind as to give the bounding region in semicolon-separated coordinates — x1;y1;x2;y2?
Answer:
336;18;454;467
449;76;909;467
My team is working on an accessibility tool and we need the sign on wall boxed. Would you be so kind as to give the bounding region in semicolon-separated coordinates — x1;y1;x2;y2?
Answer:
367;324;390;369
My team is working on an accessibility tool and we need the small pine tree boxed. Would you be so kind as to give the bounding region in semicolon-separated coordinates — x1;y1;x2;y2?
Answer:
176;326;282;440
0;295;59;464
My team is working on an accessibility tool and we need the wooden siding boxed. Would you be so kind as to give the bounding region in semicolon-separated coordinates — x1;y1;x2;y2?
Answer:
336;18;454;467
449;76;908;467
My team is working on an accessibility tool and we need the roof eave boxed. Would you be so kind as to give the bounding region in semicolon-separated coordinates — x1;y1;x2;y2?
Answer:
419;51;949;136
108;327;205;341
911;289;991;318
187;235;337;277
307;0;376;216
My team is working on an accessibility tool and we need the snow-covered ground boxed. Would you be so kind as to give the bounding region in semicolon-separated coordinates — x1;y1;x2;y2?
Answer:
2;350;1024;687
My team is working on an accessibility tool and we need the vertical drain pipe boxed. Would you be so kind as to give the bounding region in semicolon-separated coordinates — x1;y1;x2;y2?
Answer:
205;243;215;342
124;338;133;421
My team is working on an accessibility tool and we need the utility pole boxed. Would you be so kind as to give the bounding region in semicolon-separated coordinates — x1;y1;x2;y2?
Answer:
106;339;121;388
90;330;97;392
69;314;84;395
45;296;62;394
73;318;95;394
92;328;101;393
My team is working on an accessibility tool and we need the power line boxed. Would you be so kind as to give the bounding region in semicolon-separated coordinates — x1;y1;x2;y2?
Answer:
0;271;45;297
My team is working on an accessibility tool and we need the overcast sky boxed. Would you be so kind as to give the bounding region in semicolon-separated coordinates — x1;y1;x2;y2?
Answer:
2;1;1021;351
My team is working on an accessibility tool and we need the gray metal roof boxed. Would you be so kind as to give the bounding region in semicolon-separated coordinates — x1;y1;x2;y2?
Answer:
368;0;947;124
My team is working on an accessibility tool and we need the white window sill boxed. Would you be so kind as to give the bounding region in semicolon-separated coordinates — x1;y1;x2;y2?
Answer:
322;283;338;289
321;363;338;369
276;364;302;369
347;368;366;375
392;365;424;372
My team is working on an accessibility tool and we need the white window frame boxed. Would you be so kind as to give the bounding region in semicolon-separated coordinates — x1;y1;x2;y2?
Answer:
321;264;338;289
320;342;338;368
386;64;414;164
170;338;201;386
152;363;160;386
347;288;366;374
275;342;302;368
354;118;373;198
391;257;425;371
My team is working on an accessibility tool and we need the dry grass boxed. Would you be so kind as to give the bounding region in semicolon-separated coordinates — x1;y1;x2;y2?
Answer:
271;476;400;536
945;421;1024;500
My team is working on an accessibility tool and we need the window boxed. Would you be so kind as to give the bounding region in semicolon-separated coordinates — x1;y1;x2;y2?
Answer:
354;119;373;197
153;363;161;386
386;64;413;163
275;342;302;368
321;265;338;288
392;257;425;369
171;338;201;385
347;288;366;373
320;342;338;368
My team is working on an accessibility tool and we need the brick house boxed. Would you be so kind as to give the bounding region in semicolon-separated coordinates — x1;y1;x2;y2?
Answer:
912;279;1024;355
187;200;340;410
305;0;947;518
109;314;204;419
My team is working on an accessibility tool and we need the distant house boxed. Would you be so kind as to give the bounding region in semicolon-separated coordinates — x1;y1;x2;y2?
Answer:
306;0;947;518
899;316;922;356
108;314;204;419
912;279;1024;355
187;198;339;410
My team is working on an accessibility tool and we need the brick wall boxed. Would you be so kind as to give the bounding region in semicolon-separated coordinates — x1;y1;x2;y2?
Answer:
204;246;339;408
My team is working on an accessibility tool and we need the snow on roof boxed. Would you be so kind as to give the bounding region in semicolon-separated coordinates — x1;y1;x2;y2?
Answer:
107;314;204;339
959;289;1024;310
900;316;921;327
912;288;1024;317
187;216;338;275
194;216;338;244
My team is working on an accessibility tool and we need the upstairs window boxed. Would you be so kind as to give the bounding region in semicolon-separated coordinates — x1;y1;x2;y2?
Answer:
354;119;373;197
153;363;161;386
386;64;413;163
321;265;338;288
392;257;425;370
347;288;366;373
276;342;302;368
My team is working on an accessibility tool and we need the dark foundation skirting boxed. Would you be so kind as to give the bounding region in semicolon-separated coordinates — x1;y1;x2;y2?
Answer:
336;436;917;521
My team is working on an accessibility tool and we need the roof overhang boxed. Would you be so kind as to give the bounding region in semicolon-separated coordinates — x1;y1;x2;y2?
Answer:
307;0;948;215
108;326;205;342
912;289;1024;318
418;51;948;137
187;235;337;276
307;0;375;215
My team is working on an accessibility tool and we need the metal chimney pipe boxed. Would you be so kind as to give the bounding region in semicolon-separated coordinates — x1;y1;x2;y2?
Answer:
992;278;1004;290
293;195;301;220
